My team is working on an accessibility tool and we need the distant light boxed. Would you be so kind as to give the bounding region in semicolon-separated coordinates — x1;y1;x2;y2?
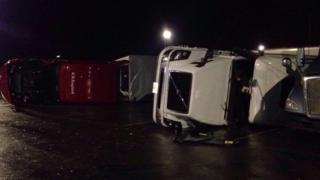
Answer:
56;54;61;58
162;29;172;40
258;44;265;51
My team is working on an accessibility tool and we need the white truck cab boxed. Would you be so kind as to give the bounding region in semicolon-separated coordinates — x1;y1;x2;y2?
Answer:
153;46;207;127
152;46;255;130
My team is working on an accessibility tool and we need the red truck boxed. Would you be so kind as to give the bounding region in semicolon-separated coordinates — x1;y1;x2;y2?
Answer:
0;59;119;106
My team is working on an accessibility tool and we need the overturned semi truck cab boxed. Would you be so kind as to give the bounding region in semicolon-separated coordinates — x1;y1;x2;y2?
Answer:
152;46;255;128
153;46;320;130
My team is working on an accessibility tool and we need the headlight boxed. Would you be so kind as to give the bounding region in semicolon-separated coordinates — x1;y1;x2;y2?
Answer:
152;82;159;94
285;98;299;111
284;83;305;114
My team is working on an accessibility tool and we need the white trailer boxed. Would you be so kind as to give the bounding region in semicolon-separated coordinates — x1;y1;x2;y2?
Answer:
115;55;157;102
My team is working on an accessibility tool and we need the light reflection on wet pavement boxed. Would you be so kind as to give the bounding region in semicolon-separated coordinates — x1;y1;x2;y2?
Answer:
0;101;319;179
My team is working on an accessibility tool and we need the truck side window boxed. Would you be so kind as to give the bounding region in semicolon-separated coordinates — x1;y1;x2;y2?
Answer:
161;50;173;61
170;50;191;61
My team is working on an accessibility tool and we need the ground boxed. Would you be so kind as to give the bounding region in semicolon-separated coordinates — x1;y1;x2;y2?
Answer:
0;100;319;179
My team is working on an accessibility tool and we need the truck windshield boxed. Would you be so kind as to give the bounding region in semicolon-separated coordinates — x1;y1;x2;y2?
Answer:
161;49;191;62
169;50;191;61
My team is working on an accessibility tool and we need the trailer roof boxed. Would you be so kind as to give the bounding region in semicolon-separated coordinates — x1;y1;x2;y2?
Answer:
264;47;320;56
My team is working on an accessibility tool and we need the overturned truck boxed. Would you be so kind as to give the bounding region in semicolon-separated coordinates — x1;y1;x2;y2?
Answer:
152;46;320;143
0;59;119;107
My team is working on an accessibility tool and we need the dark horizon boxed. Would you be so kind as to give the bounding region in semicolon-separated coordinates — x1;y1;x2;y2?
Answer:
0;0;319;60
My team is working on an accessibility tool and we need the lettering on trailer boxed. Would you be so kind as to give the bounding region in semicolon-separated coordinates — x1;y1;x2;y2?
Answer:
71;72;76;95
87;66;92;100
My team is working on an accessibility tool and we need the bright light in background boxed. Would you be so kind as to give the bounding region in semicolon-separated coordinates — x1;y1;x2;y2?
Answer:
258;44;265;51
162;29;172;40
56;54;61;58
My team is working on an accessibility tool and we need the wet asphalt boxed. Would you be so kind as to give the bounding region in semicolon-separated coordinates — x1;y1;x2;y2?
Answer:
0;100;319;179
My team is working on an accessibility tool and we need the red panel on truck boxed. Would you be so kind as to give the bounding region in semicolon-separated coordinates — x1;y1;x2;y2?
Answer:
0;60;13;103
58;62;119;103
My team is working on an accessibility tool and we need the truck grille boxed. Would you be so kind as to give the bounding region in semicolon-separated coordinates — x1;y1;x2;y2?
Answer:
306;78;320;116
167;72;192;113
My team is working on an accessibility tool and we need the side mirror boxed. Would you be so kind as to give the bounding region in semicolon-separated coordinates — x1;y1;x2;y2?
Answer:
282;57;292;68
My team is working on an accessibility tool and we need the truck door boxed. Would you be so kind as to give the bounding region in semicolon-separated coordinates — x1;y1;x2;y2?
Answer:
119;62;129;96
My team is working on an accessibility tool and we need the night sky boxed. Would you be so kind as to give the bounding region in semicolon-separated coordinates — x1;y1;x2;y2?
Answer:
0;0;319;60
